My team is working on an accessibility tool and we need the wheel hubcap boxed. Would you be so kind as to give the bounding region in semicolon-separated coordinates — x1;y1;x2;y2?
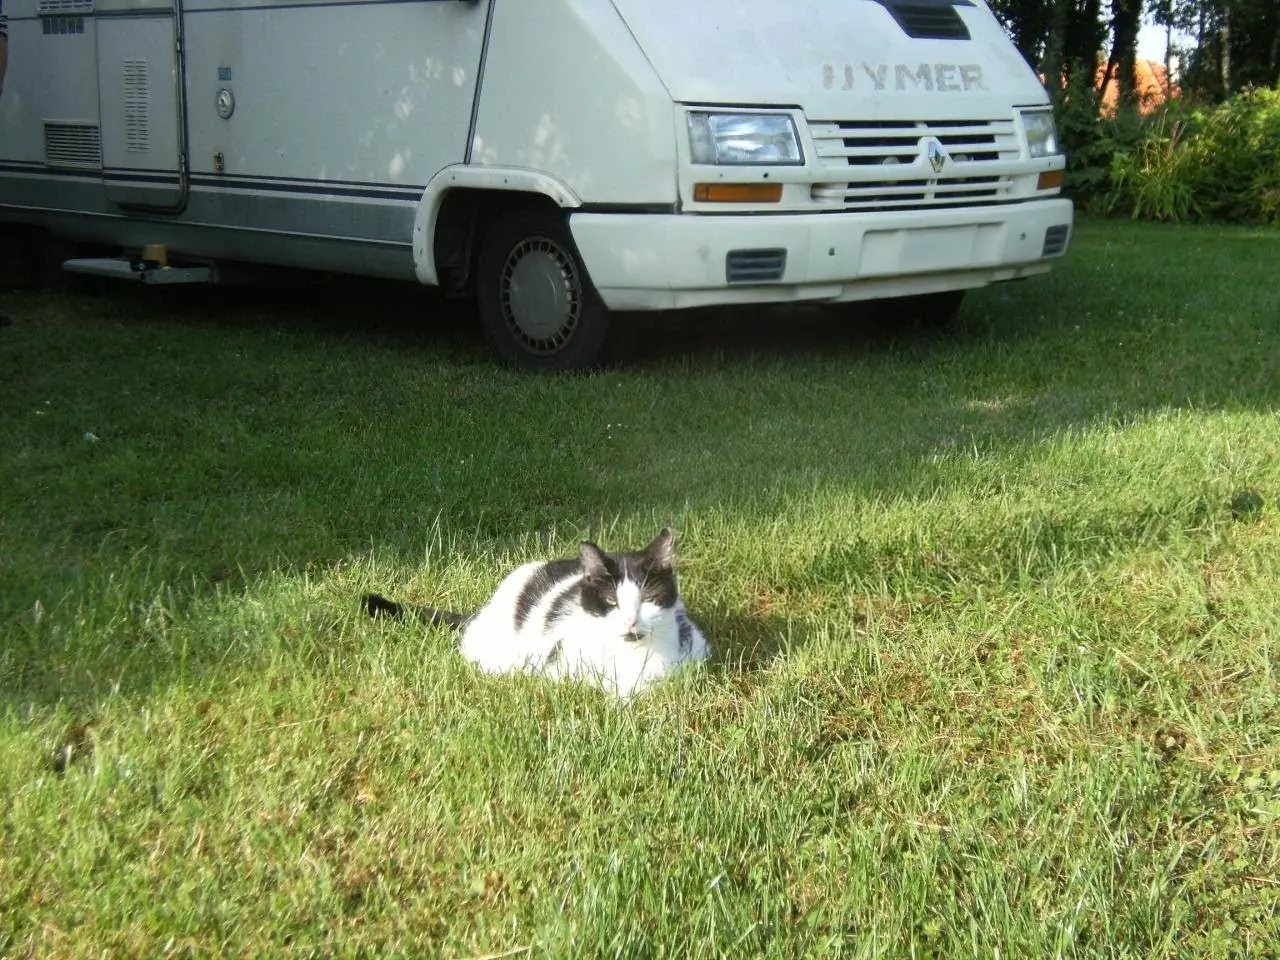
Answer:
500;236;581;356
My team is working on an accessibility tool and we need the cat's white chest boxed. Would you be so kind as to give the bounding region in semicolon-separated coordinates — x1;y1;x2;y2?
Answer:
548;615;689;698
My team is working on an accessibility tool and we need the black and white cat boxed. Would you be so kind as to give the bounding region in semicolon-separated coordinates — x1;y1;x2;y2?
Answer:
363;528;710;698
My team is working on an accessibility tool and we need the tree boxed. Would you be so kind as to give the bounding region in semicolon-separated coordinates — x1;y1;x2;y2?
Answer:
1107;0;1144;108
1160;0;1280;98
1062;0;1108;82
989;0;1057;66
989;0;1278;104
989;0;1108;86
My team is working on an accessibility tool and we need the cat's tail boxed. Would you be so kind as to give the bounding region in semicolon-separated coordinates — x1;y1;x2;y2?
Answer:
362;593;469;630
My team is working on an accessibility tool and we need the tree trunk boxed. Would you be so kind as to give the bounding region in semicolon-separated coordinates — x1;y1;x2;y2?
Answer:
1040;0;1073;91
1220;1;1232;95
1097;58;1116;109
1271;16;1280;86
1109;0;1143;109
1063;0;1105;85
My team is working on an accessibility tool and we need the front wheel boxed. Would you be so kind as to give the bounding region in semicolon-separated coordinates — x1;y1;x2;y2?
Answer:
899;289;966;330
475;209;613;372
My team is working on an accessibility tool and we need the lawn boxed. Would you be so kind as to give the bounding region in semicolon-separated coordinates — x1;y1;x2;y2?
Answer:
1;219;1278;958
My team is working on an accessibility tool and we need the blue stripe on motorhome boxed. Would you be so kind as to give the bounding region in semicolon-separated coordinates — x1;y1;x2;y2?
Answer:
184;0;459;14
95;167;424;202
0;164;424;204
187;177;422;203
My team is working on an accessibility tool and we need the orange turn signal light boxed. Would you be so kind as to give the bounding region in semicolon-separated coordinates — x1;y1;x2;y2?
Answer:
693;182;784;203
1037;170;1064;191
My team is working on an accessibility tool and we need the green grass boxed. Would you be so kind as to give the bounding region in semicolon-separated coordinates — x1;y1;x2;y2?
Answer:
1;219;1278;958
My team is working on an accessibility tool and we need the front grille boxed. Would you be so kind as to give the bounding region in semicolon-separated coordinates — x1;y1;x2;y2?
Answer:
726;249;787;284
808;118;1020;212
43;121;102;169
1042;224;1070;257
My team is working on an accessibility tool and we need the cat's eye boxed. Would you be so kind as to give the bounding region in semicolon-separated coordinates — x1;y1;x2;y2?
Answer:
603;597;617;606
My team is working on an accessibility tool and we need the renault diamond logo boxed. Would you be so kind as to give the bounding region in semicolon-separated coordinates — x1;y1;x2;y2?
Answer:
926;139;948;174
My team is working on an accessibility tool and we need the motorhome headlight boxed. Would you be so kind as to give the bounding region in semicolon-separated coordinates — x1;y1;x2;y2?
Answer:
686;112;803;165
1020;109;1060;158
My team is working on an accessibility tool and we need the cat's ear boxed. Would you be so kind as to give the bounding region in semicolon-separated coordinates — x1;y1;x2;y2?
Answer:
644;528;676;570
579;540;609;581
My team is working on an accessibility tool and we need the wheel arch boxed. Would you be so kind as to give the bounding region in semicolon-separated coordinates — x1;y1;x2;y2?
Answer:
412;166;583;291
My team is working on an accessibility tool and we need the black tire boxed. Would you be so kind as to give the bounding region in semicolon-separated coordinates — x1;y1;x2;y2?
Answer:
474;207;613;372
824;289;966;334
907;289;966;329
0;226;54;290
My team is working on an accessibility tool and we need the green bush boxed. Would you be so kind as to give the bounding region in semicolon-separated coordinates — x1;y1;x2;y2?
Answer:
1063;87;1280;225
1053;67;1113;199
1099;106;1200;222
1187;88;1280;224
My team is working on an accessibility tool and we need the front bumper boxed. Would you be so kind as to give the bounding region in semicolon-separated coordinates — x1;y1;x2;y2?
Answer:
569;198;1073;312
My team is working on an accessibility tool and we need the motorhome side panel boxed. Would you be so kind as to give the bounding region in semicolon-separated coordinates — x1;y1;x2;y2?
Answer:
1;0;493;279
95;0;185;210
181;0;485;185
468;0;678;207
175;0;489;275
0;0;102;212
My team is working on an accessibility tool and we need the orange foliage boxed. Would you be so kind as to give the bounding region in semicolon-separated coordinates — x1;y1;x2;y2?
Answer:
1095;60;1179;114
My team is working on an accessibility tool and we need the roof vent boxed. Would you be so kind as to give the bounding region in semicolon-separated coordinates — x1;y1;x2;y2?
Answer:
873;0;973;41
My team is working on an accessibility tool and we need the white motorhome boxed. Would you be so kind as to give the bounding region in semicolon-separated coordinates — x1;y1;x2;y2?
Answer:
0;0;1072;369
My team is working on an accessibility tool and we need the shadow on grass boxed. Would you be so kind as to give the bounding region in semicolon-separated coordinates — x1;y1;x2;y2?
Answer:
1;220;1277;709
74;269;494;360
700;607;800;675
29;266;952;369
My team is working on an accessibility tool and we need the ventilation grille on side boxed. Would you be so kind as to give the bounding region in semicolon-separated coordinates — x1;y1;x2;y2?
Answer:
38;0;93;13
44;121;102;169
42;16;85;34
1042;224;1070;257
124;59;151;154
726;249;787;284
